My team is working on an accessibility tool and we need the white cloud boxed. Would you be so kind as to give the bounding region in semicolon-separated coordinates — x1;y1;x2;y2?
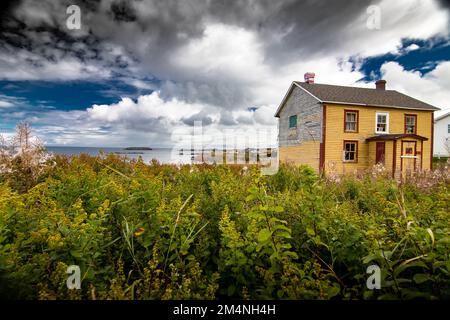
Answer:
344;0;449;57
380;61;450;116
171;23;269;84
0;49;111;81
87;91;205;123
0;100;14;108
405;44;420;52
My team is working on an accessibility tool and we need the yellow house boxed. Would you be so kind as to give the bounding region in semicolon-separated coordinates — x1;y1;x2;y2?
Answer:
275;73;440;176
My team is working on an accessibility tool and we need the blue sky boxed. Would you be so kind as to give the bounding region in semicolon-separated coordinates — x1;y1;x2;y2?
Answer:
0;0;449;147
357;37;450;81
0;80;153;112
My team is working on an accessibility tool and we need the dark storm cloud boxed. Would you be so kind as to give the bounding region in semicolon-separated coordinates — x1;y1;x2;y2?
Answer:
0;0;378;72
84;0;380;71
159;80;251;109
110;0;137;22
205;0;382;61
437;0;450;9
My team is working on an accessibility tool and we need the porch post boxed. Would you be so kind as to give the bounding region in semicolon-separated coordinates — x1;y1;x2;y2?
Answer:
392;140;397;178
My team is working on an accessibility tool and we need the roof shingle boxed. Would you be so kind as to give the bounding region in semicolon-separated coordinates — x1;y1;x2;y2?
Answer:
294;81;440;111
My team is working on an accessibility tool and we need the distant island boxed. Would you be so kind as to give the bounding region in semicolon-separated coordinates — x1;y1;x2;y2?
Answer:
124;147;153;150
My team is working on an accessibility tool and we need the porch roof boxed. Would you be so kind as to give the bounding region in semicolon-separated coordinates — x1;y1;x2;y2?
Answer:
365;133;429;142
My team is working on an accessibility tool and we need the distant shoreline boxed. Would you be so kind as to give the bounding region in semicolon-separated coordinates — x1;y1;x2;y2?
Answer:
45;146;172;150
124;147;153;150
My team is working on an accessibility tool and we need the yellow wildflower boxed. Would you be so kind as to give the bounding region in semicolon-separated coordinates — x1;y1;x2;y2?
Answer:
134;227;145;237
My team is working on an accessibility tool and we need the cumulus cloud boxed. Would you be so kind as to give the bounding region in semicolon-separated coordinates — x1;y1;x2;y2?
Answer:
380;60;450;115
87;92;204;124
404;44;421;52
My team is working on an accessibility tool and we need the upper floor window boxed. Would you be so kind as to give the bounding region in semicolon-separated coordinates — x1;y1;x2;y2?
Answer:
404;114;417;134
289;115;297;128
344;110;359;132
375;112;389;133
343;140;358;162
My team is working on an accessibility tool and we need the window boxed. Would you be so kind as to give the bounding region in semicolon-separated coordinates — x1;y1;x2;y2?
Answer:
404;114;417;134
448;124;450;134
375;112;389;133
289;115;297;128
344;110;358;132
343;141;358;162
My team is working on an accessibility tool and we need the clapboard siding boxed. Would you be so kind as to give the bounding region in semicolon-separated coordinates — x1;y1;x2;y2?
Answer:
324;104;433;174
277;85;323;170
279;142;321;171
278;86;323;147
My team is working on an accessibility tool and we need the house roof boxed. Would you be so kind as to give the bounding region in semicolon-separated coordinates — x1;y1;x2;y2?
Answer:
434;111;450;122
365;133;428;142
275;81;440;117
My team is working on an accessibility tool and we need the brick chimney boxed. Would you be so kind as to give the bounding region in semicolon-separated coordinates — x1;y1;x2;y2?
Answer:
304;72;315;84
375;80;386;90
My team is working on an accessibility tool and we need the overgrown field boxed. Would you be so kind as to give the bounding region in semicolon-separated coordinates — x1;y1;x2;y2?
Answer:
0;154;449;300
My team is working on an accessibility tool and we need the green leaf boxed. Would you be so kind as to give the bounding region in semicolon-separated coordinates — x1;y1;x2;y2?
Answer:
277;289;284;298
70;250;82;258
270;217;288;225
272;224;291;232
413;273;432;284
381;250;393;260
426;228;435;247
327;285;340;298
393;261;428;278
272;206;284;213
363;290;373;300
306;227;315;236
282;251;298;259
257;229;272;242
276;231;292;239
362;254;378;264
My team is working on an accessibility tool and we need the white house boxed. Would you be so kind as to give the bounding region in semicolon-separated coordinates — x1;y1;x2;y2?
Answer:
434;111;450;157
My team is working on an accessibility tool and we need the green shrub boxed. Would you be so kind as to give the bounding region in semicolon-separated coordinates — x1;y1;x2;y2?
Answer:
0;155;448;300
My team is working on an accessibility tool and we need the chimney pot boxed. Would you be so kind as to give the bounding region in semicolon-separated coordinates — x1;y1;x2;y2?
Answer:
304;72;315;84
376;80;386;90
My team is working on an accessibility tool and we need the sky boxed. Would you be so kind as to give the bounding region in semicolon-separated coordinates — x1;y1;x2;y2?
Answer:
0;0;449;147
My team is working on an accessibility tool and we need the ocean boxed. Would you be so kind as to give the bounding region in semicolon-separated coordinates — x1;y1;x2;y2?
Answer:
45;146;278;166
46;146;193;164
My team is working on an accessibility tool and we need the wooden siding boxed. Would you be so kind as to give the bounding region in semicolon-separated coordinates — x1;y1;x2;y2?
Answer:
277;86;322;147
279;141;321;171
323;104;433;175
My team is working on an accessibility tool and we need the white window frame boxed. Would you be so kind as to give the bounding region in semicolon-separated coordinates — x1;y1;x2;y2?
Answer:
375;112;390;134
